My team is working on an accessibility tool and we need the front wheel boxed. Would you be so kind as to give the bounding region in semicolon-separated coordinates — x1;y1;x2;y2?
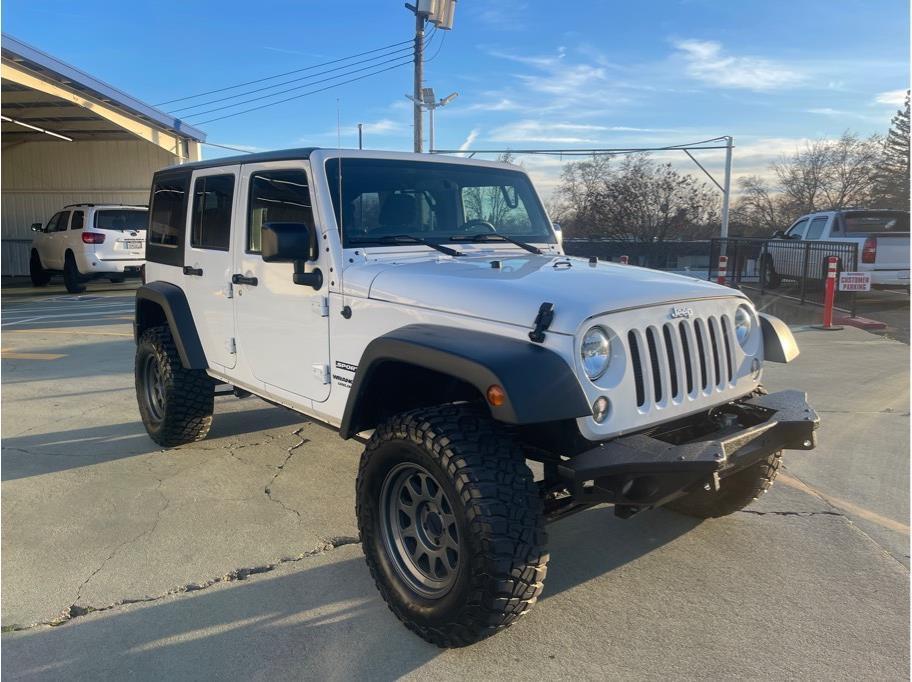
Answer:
665;452;782;518
356;405;548;647
135;325;215;446
29;251;50;287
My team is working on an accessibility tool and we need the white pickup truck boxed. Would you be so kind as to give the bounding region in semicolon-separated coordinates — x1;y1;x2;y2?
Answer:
763;209;910;288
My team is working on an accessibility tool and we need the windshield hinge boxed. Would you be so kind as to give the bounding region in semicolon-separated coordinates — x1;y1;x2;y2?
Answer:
529;302;555;343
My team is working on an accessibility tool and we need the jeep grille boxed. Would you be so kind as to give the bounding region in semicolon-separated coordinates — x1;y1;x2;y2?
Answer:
628;315;736;410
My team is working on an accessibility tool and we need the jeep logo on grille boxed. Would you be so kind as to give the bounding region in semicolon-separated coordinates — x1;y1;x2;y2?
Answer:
670;306;694;319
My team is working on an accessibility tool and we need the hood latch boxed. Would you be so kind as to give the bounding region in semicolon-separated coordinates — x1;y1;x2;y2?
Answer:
529;302;555;343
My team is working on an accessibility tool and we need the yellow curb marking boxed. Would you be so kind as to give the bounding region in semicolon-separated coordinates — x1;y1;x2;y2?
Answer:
779;473;909;535
1;349;66;360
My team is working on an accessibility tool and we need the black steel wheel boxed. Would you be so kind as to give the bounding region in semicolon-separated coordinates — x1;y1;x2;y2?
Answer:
135;325;215;446
29;250;50;287
356;405;548;648
63;252;86;293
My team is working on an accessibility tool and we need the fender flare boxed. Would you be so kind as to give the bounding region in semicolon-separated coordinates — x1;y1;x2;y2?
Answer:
339;324;591;439
759;313;799;363
134;282;207;369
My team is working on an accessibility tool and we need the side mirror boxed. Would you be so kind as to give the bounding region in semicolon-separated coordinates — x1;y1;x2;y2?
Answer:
552;222;563;244
771;230;786;239
261;222;322;290
30;223;43;232
262;222;318;262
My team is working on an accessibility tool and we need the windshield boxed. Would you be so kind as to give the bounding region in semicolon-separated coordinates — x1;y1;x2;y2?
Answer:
326;159;555;248
94;209;148;231
843;211;909;234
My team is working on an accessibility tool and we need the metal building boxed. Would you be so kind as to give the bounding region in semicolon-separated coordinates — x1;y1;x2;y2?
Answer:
1;34;206;275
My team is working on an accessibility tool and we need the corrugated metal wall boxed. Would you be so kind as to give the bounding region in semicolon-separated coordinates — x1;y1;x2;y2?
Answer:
2;139;177;275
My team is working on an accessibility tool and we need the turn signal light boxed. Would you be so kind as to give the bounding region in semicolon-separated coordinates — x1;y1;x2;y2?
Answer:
82;232;105;244
486;385;506;407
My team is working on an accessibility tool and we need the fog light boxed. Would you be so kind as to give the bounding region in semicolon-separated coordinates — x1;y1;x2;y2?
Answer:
486;385;506;407
592;396;610;423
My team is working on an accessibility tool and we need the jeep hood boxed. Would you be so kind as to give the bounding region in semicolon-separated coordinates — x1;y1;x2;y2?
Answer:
358;254;744;334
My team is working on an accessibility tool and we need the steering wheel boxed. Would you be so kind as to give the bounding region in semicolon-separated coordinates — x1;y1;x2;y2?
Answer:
460;219;496;233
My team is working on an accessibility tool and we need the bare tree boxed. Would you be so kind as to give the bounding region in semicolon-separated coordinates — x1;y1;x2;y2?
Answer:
555;154;719;240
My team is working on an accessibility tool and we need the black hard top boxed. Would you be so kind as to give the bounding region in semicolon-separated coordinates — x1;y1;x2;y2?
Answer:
157;147;320;175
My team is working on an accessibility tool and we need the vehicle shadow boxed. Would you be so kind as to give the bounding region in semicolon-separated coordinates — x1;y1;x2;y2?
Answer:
0;509;698;681
1;403;305;481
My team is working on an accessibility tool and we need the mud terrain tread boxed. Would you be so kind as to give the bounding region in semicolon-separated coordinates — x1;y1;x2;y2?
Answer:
136;326;214;446
666;451;782;519
356;404;548;647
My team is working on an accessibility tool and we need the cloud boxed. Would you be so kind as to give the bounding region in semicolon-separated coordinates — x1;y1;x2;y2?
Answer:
488;120;610;144
875;89;908;106
458;128;480;151
673;39;805;91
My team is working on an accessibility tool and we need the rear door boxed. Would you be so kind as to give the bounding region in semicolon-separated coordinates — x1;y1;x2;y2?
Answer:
232;161;331;403
182;167;240;370
46;211;71;269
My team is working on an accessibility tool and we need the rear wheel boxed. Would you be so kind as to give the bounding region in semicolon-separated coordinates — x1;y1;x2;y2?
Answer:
356;405;548;647
665;452;782;518
63;252;86;293
135;325;215;446
29;251;50;287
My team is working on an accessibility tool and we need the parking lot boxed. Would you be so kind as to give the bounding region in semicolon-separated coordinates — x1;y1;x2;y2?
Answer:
1;281;909;680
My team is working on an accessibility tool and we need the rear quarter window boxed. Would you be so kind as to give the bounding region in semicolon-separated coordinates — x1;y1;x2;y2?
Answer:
147;172;190;266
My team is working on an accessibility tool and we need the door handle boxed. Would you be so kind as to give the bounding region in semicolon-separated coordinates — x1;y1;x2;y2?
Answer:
183;266;204;276
231;274;258;286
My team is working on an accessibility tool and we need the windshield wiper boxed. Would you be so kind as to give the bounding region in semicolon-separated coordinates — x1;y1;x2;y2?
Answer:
349;234;464;257
450;232;542;255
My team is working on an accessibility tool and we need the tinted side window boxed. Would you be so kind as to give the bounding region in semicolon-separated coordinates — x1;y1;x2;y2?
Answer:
191;175;235;251
52;212;70;232
70;211;84;230
45;213;63;232
787;218;809;239
147;172;190;266
247;170;313;253
805;216;827;240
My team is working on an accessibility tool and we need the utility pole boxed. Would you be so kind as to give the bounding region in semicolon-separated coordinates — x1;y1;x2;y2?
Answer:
720;136;733;239
357;123;363;150
413;10;424;152
405;1;456;153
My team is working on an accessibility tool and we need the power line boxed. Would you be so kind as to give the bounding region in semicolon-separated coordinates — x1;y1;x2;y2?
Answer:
425;30;447;62
170;44;415;114
155;38;412;107
193;60;412;125
201;142;256;153
186;54;413;121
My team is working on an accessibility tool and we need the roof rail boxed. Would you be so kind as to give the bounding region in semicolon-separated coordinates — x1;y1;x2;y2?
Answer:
63;203;148;209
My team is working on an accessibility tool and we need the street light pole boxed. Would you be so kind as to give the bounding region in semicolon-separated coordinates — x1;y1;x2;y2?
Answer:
720;135;733;239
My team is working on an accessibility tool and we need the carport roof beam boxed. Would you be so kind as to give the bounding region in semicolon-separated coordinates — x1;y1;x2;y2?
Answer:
1;114;73;141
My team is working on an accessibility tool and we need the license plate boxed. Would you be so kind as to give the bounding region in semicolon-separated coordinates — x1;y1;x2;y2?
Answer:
124;240;143;249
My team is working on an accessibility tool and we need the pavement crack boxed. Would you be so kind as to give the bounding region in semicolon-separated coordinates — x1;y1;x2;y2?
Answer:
263;427;310;518
737;509;844;518
1;537;361;633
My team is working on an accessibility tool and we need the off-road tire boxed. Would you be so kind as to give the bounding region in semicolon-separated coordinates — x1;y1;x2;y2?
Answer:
63;252;86;293
135;325;214;446
29;250;50;287
665;451;782;519
356;405;548;647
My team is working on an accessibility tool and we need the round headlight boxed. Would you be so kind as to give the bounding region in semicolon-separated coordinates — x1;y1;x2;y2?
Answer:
581;326;611;380
735;305;754;347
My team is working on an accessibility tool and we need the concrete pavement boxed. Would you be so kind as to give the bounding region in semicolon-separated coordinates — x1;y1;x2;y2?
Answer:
1;283;908;680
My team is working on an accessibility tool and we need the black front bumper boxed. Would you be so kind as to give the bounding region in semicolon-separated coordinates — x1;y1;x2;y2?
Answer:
557;390;818;513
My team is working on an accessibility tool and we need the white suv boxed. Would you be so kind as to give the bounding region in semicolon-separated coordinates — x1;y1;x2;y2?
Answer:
133;148;818;647
29;204;147;292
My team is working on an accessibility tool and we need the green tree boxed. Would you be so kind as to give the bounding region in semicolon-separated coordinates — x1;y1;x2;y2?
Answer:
872;91;910;209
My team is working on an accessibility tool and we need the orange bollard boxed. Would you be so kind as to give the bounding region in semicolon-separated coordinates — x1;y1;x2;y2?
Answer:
716;255;728;285
619;255;629;264
815;256;843;330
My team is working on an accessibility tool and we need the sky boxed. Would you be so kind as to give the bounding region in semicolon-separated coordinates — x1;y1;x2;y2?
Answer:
3;0;909;197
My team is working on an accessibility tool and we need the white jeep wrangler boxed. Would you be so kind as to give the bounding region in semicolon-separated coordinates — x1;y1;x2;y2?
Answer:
134;149;817;647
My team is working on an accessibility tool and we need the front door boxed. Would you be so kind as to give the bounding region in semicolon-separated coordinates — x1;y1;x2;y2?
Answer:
182;166;239;370
233;161;331;402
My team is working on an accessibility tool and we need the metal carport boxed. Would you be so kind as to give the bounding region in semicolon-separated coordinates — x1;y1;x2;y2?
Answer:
1;34;206;276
